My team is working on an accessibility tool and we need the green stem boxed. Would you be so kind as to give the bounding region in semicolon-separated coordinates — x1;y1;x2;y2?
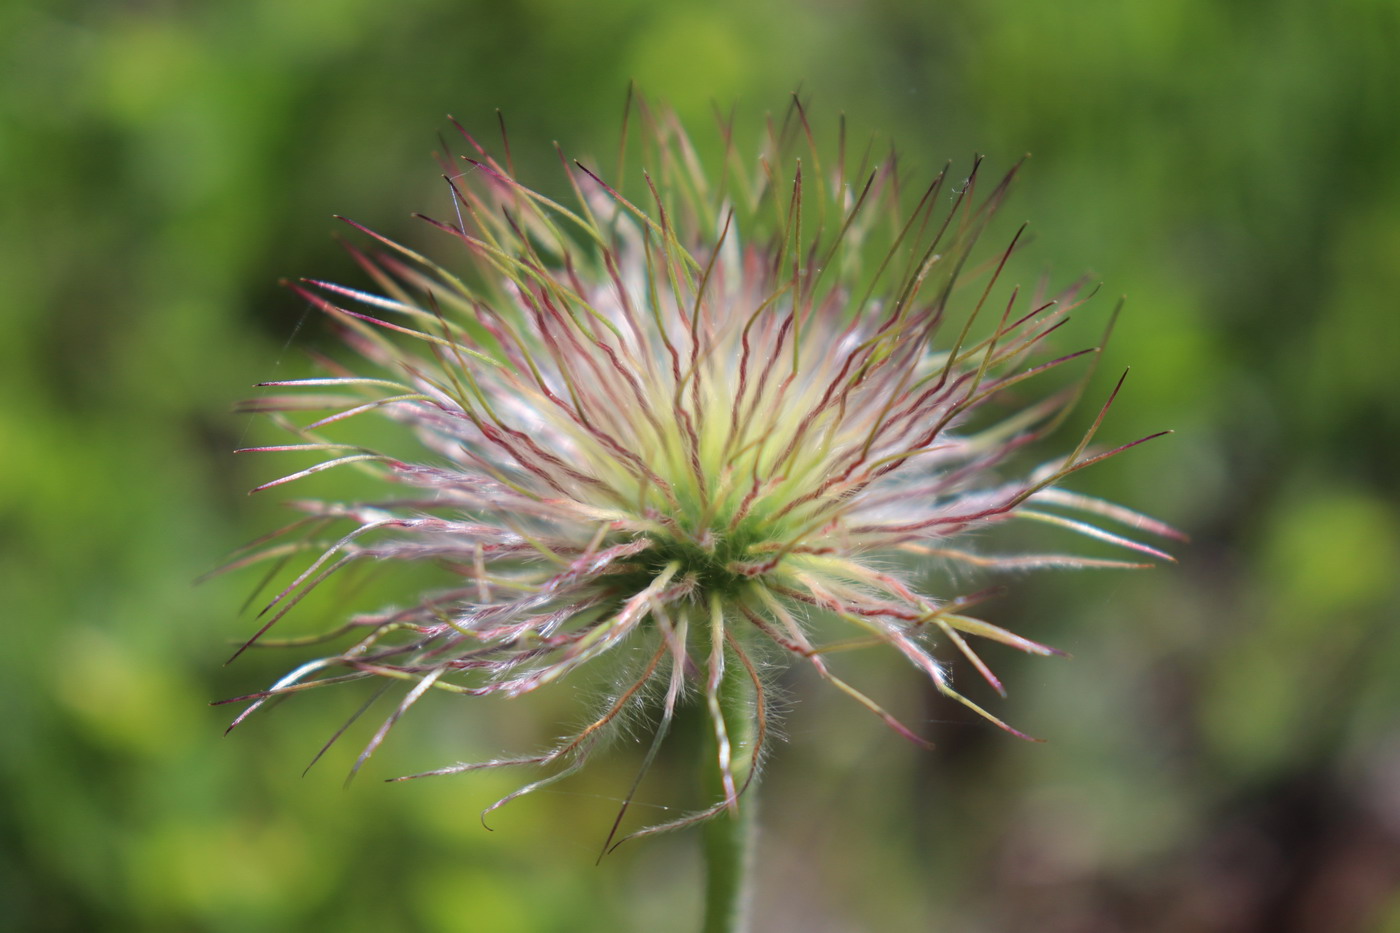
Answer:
701;638;758;933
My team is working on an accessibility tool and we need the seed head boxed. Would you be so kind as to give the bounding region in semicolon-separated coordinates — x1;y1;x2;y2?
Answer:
219;96;1178;846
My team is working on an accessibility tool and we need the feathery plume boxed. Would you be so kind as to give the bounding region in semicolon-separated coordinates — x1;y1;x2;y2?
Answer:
217;94;1178;847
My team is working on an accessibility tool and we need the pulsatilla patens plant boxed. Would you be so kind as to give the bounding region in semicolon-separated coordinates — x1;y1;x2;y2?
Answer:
219;97;1177;847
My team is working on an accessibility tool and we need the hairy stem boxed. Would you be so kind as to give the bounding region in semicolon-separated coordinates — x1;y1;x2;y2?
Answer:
701;638;758;933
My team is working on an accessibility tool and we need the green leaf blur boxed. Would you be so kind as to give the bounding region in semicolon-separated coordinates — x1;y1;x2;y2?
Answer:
3;0;1397;930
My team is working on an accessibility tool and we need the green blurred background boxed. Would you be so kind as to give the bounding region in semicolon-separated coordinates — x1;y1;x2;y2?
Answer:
4;0;1398;930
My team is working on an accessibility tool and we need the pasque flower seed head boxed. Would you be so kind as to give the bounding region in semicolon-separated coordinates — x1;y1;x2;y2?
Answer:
218;95;1178;845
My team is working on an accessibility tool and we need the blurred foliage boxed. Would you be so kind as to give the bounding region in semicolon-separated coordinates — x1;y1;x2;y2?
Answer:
3;0;1398;930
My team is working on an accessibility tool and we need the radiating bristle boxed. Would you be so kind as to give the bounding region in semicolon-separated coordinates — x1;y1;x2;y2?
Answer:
224;94;1174;842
